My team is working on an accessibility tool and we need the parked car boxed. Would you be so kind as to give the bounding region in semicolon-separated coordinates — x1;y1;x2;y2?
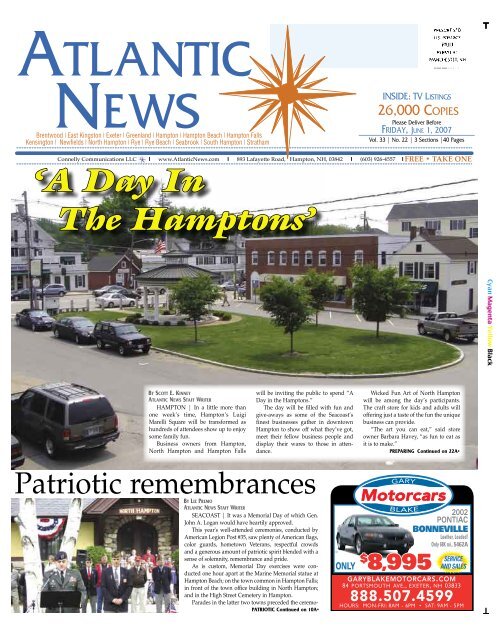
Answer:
41;284;67;297
93;285;139;298
52;317;95;344
93;285;126;297
15;309;54;331
95;292;137;308
336;514;414;555
219;281;236;291
136;286;166;295
11;288;34;301
94;321;151;355
417;312;477;342
11;383;119;458
11;435;25;469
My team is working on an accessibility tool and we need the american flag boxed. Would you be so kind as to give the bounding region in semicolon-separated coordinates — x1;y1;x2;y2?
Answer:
154;237;166;254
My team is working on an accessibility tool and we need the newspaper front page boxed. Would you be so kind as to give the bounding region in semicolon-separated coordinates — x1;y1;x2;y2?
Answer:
5;1;498;632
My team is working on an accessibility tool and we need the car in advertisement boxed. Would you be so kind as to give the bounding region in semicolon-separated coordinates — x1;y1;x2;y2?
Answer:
336;514;414;555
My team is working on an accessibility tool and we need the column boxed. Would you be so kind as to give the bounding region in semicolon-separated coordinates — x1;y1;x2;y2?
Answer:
142;288;148;320
153;289;160;322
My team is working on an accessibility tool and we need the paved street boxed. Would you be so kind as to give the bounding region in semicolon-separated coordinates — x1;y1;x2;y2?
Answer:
11;297;477;470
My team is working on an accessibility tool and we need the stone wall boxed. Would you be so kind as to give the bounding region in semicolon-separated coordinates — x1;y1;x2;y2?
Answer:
103;514;175;559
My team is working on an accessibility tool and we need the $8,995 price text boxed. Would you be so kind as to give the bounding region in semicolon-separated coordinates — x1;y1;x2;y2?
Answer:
360;552;431;571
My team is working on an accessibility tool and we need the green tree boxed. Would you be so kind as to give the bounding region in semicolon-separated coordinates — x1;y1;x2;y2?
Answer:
259;277;313;354
300;269;336;326
348;264;418;337
172;274;220;342
85;545;112;565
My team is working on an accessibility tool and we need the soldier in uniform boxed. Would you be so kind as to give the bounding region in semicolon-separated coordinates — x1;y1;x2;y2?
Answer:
42;550;86;613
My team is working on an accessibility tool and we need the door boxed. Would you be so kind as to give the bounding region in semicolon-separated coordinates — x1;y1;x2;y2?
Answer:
117;520;158;555
437;290;447;312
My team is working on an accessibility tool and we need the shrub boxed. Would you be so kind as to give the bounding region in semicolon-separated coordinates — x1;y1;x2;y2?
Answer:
85;546;112;566
171;549;179;570
212;310;231;321
161;309;172;315
125;312;142;323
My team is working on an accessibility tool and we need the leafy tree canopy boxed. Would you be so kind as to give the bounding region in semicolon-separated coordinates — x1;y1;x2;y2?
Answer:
259;277;313;353
348;264;418;336
299;269;337;325
172;273;220;341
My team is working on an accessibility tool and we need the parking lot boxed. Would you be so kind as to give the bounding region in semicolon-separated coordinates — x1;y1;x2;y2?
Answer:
11;294;478;471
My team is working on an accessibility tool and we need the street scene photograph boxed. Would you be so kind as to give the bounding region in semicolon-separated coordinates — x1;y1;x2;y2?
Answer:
10;172;478;472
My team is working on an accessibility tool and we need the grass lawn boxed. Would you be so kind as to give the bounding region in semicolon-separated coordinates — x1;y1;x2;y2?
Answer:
65;310;461;374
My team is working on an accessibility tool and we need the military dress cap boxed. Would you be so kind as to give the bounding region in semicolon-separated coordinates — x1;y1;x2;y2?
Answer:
55;551;68;560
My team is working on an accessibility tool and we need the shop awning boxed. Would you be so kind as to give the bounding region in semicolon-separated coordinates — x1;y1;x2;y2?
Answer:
414;281;438;294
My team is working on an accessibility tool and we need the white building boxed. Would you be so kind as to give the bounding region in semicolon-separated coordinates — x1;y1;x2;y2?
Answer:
11;213;88;291
136;235;246;283
388;231;478;315
386;200;478;243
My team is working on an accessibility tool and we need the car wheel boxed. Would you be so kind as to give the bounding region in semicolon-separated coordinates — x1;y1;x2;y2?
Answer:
96;339;105;350
58;291;65;297
143;346;150;354
54;328;60;338
398;548;410;555
417;325;426;335
466;337;475;343
108;302;114;308
44;436;58;459
31;324;37;332
355;535;364;555
130;301;135;307
336;535;345;550
443;330;452;342
118;345;127;356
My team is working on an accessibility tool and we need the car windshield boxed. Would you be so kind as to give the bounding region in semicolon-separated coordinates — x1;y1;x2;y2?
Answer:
30;311;50;318
357;516;396;527
71;319;93;328
68;397;114;425
115;326;139;335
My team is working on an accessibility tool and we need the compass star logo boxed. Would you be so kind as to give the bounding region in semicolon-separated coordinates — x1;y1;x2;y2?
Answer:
222;26;355;156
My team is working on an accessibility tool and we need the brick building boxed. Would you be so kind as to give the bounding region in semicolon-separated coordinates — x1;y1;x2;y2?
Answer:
87;251;142;289
245;233;408;307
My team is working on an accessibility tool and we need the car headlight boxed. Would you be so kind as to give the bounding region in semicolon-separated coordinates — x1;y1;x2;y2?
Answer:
404;533;413;540
362;532;384;540
146;338;151;343
127;340;132;345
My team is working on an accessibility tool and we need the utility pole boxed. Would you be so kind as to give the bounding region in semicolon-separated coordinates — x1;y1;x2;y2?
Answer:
233;235;238;300
22;191;34;309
